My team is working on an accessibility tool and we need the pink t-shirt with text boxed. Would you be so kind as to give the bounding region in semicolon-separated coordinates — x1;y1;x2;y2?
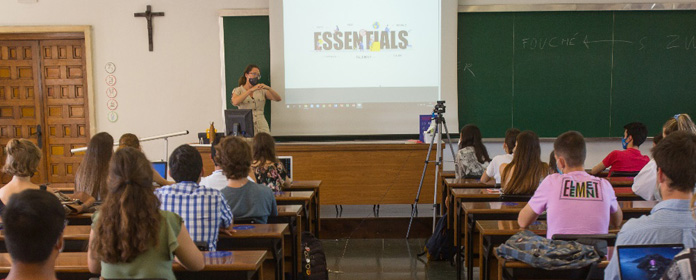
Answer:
527;171;619;239
601;148;650;175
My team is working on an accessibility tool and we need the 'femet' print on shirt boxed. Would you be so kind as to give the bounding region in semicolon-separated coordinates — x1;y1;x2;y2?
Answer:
559;179;603;201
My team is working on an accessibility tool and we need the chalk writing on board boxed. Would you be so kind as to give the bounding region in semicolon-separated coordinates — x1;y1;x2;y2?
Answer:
462;63;476;77
521;33;580;50
520;33;696;51
582;35;633;49
666;35;696;50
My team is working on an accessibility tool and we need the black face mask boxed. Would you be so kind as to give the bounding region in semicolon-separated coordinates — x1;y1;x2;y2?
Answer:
249;77;259;86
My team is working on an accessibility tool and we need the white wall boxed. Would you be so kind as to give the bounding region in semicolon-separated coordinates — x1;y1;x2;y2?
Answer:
1;0;662;168
0;0;268;162
460;0;680;5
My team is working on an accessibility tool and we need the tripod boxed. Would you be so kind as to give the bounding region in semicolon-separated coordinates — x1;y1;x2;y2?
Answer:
406;101;457;238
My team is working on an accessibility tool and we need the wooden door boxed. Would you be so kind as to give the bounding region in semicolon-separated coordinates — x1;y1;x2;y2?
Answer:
0;40;46;184
0;36;90;189
40;39;90;189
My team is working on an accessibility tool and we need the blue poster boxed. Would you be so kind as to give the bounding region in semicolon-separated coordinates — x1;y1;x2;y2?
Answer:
420;115;432;143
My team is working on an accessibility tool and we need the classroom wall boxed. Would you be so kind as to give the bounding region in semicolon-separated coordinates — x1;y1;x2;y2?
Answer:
0;0;267;162
459;0;678;5
1;0;661;172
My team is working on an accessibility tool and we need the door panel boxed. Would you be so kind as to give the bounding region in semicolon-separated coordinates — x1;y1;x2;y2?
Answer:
40;39;90;189
0;40;46;184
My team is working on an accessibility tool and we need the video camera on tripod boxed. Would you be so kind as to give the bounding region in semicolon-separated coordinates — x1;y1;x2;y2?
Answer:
433;100;446;115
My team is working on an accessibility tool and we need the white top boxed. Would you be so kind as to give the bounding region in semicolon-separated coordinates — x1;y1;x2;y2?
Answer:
199;169;255;191
485;153;514;184
631;159;657;201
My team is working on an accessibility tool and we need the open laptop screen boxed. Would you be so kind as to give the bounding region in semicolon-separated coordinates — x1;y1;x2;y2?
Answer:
617;244;684;280
278;156;292;179
152;161;167;179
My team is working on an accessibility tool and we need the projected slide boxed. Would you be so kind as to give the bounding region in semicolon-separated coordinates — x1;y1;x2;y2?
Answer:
283;0;440;104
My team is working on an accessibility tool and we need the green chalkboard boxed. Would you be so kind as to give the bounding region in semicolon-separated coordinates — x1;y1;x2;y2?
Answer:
458;10;696;138
222;16;272;127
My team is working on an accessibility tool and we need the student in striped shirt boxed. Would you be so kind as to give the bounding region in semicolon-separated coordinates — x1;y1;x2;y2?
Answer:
154;144;234;251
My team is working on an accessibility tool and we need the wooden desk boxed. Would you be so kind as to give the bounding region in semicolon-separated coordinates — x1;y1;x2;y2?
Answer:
275;191;315;235
65;204;306;277
442;178;495;216
450;187;644;280
460;200;654;279
283;180;322;237
1;224;288;280
461;201;528;280
197;143;439;205
219;224;289;280
271;205;303;277
494;250;608;280
0;251;267;280
477;220;622;280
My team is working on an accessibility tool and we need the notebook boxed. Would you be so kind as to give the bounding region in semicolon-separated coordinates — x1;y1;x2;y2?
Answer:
617;243;684;280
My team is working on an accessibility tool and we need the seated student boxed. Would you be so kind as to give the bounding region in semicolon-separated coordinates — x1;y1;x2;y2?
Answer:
633;114;696;201
499;131;549;194
200;136;256;190
75;132;113;200
590;122;649;176
481;128;520;184
653;132;663;147
88;147;204;279
0;139;46;212
216;136;278;224
604;131;696;280
252;132;291;192
518;131;623;239
2;189;66;280
455;124;491;179
154;144;234;251
119;133;175;186
548;151;558;174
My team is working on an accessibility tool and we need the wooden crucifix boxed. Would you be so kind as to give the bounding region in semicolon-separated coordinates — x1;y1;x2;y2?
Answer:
134;5;165;52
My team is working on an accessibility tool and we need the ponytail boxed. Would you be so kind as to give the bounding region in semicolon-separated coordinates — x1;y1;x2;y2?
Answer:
664;113;696;136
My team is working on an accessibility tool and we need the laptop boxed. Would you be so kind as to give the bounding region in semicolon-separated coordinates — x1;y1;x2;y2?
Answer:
151;161;167;179
617;244;684;280
278;156;293;179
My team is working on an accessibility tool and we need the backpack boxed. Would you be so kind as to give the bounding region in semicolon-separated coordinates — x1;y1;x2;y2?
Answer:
301;231;328;280
496;230;601;270
418;213;455;262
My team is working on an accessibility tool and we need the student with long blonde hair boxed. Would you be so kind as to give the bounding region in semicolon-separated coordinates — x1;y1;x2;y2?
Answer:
632;113;696;201
0;139;44;211
500;131;549;194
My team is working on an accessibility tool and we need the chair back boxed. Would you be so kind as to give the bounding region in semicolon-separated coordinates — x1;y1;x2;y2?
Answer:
608;171;639;177
499;194;533;202
194;241;208;251
552;233;617;247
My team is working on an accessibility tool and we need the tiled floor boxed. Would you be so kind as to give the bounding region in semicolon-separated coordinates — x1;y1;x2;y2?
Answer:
323;238;463;280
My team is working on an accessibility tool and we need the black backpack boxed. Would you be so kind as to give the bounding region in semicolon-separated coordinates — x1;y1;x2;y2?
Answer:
418;213;455;262
301;231;328;280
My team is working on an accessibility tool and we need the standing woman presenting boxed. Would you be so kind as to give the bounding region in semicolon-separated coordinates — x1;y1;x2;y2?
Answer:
231;64;282;135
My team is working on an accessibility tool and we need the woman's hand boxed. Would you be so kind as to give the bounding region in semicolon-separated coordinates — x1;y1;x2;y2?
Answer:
258;83;282;101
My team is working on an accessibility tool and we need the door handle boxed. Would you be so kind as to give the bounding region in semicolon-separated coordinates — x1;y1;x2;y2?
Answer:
36;125;42;149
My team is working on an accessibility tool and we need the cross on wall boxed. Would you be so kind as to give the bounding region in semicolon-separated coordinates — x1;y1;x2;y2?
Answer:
134;5;165;52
